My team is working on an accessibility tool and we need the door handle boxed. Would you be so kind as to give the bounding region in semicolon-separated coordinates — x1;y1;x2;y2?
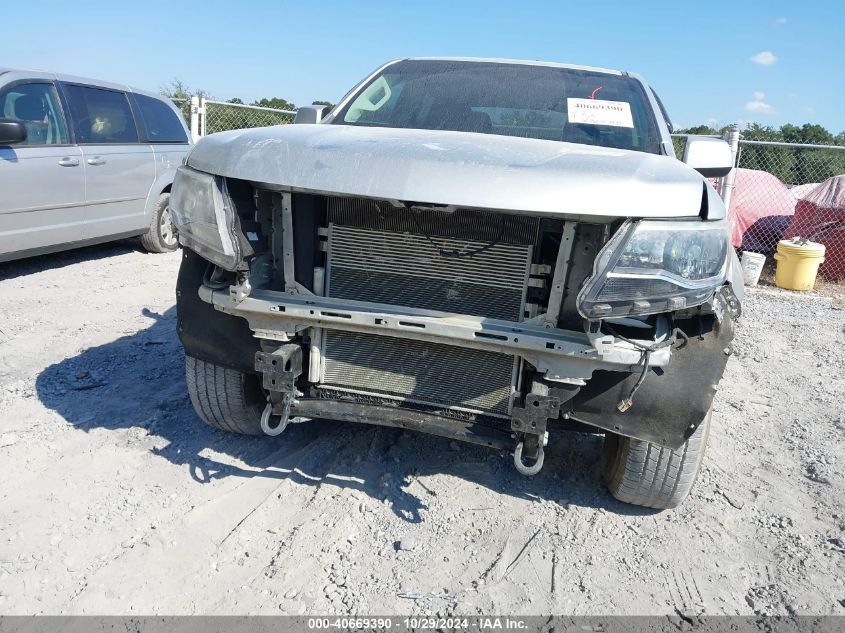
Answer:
58;157;80;167
86;156;106;166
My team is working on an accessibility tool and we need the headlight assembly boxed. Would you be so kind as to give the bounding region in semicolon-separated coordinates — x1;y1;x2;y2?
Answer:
577;219;729;319
169;165;244;271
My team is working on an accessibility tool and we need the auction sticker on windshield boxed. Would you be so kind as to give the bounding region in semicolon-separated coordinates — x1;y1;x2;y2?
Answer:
567;98;634;127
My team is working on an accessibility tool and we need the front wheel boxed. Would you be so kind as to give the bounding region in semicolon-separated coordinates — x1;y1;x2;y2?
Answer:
185;356;266;435
602;408;712;510
140;192;179;253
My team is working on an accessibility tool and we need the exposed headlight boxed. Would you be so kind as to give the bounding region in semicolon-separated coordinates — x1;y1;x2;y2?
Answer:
170;165;243;271
577;219;729;319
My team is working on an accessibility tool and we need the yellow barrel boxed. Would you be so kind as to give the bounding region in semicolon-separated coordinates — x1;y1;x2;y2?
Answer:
774;238;826;291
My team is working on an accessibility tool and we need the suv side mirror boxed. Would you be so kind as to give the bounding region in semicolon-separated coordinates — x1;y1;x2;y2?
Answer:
682;136;733;178
293;105;328;125
0;118;27;145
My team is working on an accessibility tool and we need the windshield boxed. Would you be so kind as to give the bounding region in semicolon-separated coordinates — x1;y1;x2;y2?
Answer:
330;59;662;154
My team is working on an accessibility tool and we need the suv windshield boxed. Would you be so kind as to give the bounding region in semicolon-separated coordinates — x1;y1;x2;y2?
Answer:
331;59;662;154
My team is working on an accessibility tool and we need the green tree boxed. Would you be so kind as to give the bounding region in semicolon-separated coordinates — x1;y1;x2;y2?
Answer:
159;78;210;124
253;97;296;111
677;124;717;135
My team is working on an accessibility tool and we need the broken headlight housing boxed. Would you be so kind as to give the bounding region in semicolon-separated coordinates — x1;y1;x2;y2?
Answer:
169;165;244;271
577;219;729;319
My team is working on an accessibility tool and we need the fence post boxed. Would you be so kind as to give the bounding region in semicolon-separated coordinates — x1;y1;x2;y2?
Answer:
200;97;207;138
720;125;741;209
189;95;200;142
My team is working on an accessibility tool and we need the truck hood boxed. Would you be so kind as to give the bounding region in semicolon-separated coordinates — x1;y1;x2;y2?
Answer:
186;124;706;218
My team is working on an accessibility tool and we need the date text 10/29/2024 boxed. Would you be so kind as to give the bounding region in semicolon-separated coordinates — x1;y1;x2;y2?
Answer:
307;617;530;630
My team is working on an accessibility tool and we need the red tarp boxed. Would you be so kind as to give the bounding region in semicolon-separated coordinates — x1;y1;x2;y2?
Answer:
727;168;796;252
785;175;845;279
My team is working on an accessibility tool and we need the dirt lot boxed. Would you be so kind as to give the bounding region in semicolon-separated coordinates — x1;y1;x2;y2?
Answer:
0;242;843;616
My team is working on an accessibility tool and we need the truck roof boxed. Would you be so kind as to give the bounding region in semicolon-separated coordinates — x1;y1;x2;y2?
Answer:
404;56;625;76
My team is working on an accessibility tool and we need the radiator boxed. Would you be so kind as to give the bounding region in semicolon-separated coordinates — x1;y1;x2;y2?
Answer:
321;332;517;415
319;198;537;417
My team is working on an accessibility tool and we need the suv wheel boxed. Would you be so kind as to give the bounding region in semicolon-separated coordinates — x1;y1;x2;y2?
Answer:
185;356;266;435
602;408;712;510
140;192;179;253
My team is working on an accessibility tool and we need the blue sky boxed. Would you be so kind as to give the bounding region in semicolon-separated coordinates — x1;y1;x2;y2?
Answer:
2;0;842;132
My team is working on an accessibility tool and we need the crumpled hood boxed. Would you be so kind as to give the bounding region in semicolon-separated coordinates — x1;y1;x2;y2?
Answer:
186;124;706;218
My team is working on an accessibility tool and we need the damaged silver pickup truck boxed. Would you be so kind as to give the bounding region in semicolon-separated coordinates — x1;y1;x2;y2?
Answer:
170;58;742;509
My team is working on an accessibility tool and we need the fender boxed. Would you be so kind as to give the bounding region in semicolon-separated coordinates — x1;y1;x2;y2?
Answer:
176;248;261;374
569;307;735;448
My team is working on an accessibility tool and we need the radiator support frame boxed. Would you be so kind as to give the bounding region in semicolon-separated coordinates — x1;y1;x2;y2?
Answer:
199;285;673;382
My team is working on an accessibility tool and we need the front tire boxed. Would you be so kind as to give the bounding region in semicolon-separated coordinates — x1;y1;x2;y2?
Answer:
185;356;266;435
140;192;179;253
602;408;712;510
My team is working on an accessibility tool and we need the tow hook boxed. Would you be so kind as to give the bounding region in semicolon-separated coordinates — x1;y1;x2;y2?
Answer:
510;392;559;476
513;437;546;476
255;345;303;437
261;392;294;436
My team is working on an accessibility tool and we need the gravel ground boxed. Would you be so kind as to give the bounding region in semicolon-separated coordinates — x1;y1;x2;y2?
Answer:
0;242;843;616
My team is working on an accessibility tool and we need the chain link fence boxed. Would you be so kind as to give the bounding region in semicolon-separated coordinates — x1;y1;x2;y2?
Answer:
201;99;295;136
732;139;845;281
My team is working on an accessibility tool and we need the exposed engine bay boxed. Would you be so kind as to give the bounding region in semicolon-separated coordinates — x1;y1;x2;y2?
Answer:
176;175;738;475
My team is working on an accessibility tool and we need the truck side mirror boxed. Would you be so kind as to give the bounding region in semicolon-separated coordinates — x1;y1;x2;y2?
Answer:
682;136;733;178
0;118;27;145
293;105;328;125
